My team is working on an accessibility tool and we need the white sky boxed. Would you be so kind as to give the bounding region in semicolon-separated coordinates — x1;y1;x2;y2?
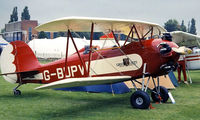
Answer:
0;0;200;33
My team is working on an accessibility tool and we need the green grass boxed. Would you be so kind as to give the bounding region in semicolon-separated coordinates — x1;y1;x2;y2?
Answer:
0;71;200;120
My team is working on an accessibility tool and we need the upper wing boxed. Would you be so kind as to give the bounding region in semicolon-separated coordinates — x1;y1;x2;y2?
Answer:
35;16;166;37
35;76;131;90
171;31;200;47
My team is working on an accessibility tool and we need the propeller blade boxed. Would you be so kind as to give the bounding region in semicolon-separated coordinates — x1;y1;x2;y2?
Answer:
172;46;192;55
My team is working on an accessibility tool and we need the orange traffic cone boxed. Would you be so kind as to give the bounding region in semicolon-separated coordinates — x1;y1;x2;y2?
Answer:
149;103;155;109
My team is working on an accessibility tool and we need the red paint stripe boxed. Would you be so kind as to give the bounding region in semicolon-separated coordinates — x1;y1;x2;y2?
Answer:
186;55;200;58
186;58;200;61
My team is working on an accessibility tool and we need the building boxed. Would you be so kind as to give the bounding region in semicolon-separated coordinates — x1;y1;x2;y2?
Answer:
4;20;38;42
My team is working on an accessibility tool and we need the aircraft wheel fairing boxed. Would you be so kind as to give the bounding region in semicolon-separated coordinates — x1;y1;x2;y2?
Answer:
14;90;21;96
151;86;169;103
130;91;150;109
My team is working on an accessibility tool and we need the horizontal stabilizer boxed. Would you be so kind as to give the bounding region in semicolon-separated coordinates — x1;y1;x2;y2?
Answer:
35;76;131;90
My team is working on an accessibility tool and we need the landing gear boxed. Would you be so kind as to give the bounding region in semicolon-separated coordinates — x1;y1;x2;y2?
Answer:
130;91;150;109
129;63;171;109
130;63;151;109
14;90;21;96
151;86;169;103
13;83;22;96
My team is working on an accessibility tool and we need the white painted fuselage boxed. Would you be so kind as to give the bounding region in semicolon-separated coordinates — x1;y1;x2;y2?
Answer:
185;48;200;70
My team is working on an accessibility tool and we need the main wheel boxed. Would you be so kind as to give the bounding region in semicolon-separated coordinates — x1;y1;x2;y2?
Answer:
130;91;150;109
14;90;21;96
151;86;169;103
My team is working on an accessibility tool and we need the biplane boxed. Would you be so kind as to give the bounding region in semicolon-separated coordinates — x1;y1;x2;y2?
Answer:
0;17;191;109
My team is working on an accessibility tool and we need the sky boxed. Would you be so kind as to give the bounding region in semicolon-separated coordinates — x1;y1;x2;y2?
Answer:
0;0;200;34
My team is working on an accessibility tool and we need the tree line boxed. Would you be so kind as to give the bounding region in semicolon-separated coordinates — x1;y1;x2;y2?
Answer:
164;18;197;35
9;6;30;23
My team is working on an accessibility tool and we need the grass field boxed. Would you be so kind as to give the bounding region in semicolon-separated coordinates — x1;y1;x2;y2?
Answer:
0;70;200;120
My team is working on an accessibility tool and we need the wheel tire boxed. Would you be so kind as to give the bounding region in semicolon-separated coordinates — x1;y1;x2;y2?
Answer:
151;86;169;103
130;91;150;109
14;90;21;96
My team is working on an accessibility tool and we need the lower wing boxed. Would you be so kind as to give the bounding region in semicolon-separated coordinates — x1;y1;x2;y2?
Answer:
35;76;131;90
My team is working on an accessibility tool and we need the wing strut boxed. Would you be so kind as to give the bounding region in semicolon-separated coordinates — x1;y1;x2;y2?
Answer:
123;24;145;46
133;25;143;47
64;23;95;77
111;30;120;47
64;29;88;77
123;25;134;46
142;27;153;40
151;27;154;39
87;23;94;76
64;30;70;78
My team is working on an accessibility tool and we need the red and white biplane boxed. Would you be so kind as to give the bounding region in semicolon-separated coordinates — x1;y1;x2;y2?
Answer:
0;17;191;109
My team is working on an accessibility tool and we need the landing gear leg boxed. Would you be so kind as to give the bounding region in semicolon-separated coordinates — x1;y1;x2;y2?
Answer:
13;83;22;96
151;86;169;103
130;63;151;109
151;77;169;103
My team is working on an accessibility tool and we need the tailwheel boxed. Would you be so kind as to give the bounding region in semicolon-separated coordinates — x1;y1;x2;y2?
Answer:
130;91;150;109
151;86;169;103
14;90;21;96
13;83;22;96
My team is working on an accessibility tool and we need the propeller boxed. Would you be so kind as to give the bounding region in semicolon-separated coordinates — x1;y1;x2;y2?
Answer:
172;46;192;55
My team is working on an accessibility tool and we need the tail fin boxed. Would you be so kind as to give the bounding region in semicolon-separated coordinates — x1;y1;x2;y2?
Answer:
1;41;41;83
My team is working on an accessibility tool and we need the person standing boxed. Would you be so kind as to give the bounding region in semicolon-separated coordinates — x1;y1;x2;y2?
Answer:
177;55;188;84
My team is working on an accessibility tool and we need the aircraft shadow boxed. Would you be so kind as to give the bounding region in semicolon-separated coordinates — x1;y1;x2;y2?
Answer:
31;93;131;119
0;92;52;99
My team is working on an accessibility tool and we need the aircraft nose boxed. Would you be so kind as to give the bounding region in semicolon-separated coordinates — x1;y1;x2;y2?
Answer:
157;42;172;55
